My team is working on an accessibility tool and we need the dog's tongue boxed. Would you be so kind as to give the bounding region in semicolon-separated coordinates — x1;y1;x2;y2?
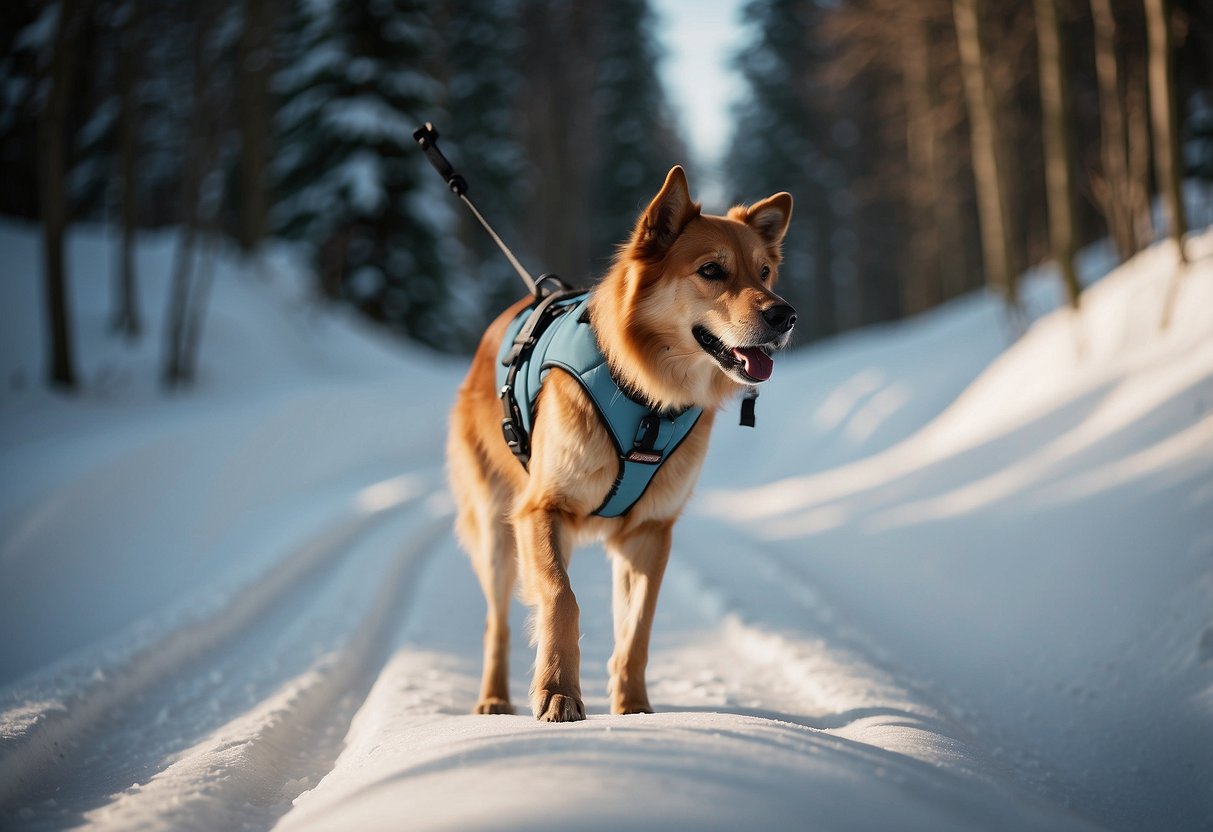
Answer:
732;347;773;381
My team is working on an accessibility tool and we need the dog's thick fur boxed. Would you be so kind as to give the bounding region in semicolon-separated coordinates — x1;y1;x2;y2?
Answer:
448;167;794;722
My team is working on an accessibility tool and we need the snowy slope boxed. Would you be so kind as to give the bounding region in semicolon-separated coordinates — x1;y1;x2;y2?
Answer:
1;220;1211;831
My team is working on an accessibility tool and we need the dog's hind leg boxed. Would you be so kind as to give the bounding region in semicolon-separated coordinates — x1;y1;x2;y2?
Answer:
606;519;673;715
450;440;518;715
472;510;517;715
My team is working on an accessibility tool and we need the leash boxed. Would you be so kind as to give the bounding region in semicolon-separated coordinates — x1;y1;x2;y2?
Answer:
414;123;561;297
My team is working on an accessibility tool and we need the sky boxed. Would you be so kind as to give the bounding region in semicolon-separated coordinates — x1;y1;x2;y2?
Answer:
650;0;749;205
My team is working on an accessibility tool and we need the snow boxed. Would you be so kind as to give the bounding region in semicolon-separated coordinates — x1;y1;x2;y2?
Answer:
1;216;1211;831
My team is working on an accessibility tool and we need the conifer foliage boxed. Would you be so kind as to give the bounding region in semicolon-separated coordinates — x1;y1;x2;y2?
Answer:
273;0;449;348
589;0;686;267
439;0;529;327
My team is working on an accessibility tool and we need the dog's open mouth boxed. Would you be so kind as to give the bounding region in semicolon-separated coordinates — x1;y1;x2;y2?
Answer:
692;325;775;383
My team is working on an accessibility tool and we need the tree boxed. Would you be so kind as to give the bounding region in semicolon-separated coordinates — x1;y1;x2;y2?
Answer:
589;0;687;271
1035;0;1082;308
1124;47;1156;249
111;0;144;338
163;0;223;387
39;0;87;390
1144;0;1188;263
235;0;273;253
953;0;1021;314
899;3;946;314
438;0;530;335
515;0;605;282
274;0;450;348
1090;0;1138;261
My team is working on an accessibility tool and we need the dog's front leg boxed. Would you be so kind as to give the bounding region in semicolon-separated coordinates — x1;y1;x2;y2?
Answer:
606;520;673;714
516;503;585;722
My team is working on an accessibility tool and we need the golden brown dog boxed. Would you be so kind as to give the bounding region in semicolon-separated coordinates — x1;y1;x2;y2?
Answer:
448;166;795;722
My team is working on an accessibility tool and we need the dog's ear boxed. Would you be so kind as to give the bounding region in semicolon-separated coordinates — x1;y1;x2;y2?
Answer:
633;166;700;259
742;192;793;250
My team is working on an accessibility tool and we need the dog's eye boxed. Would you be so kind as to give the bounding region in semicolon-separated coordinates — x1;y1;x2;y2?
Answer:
697;262;725;281
760;265;771;281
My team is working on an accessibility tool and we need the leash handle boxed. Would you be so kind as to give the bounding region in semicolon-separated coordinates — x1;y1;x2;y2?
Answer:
413;123;468;196
413;122;538;295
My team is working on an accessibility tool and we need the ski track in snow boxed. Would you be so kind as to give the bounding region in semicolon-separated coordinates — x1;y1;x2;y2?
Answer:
1;471;451;830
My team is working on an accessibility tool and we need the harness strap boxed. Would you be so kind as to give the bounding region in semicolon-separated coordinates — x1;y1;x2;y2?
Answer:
498;287;584;468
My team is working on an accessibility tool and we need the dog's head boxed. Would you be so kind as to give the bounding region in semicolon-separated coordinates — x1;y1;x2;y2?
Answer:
598;166;796;410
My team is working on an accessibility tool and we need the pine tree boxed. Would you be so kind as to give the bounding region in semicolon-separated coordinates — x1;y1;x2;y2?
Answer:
439;0;529;333
589;0;686;270
274;0;450;349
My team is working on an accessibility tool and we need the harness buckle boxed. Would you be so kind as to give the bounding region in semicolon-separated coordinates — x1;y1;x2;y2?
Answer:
499;384;529;466
626;413;664;464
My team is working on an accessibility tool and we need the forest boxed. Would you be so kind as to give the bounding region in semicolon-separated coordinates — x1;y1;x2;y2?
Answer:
1;0;1210;388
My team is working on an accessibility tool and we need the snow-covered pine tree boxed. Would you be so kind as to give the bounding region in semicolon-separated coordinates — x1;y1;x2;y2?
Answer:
589;0;685;271
438;0;529;340
273;0;449;349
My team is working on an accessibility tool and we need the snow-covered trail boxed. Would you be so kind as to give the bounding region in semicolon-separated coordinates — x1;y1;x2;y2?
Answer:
1;472;1096;831
275;511;1098;832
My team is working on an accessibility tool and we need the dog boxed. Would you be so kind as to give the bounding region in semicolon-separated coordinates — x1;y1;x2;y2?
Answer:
447;166;795;722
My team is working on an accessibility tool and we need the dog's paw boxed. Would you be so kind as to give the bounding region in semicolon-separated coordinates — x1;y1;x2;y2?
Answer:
533;690;586;722
474;698;514;715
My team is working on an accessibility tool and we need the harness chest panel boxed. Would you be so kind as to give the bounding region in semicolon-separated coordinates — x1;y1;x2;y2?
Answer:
496;293;703;518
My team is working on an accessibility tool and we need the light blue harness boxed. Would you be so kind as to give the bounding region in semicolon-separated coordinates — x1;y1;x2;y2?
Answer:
496;291;703;518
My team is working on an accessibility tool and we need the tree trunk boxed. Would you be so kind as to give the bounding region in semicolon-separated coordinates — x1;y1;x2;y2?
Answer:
900;7;943;315
935;118;970;299
1090;0;1136;261
39;0;84;390
1144;0;1188;263
520;0;604;280
1035;0;1082;308
236;0;272;253
952;0;1020;311
163;0;210;388
180;234;216;383
163;224;196;387
112;0;143;339
1125;52;1155;248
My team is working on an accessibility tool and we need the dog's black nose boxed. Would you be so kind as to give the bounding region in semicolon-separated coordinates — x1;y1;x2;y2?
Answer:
763;303;797;334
